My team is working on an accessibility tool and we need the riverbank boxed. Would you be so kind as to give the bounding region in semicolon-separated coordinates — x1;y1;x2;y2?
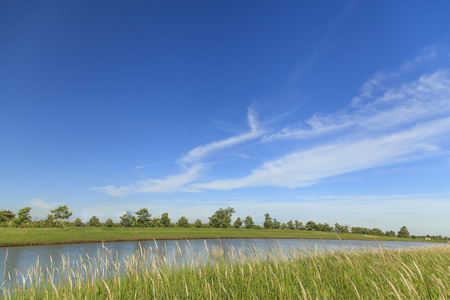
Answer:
0;227;443;247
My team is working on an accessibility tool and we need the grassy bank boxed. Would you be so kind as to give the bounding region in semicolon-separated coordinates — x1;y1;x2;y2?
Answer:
2;241;449;299
0;227;439;247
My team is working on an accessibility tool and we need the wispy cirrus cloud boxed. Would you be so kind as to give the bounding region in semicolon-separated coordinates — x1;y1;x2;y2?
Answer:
192;54;450;191
92;49;450;195
92;107;263;196
91;164;204;196
265;70;450;141
134;163;158;169
178;106;264;166
288;0;357;84
193;117;450;190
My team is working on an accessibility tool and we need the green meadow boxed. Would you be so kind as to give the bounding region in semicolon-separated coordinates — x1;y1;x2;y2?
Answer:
0;227;440;247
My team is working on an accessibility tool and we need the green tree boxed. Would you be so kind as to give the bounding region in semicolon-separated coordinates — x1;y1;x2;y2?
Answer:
342;224;350;233
44;214;55;227
386;230;396;237
334;223;350;233
208;207;235;228
233;217;243;228
322;222;333;232
152;217;161;228
50;205;72;221
243;215;255;229
16;207;32;226
287;220;295;230
74;217;84;227
351;227;370;234
194;218;203;228
272;218;280;229
50;205;73;226
120;211;136;227
135;208;152;227
176;216;189;228
88;216;100;227
316;223;324;231
160;212;171;228
105;218;115;227
263;213;273;229
294;220;305;230
0;210;16;224
371;228;384;236
397;226;410;238
306;221;316;231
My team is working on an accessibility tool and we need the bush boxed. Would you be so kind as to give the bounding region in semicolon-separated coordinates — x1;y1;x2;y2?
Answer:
105;218;115;227
88;216;101;227
74;218;84;227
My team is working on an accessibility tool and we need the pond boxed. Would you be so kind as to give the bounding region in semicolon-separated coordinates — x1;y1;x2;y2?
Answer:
0;238;442;286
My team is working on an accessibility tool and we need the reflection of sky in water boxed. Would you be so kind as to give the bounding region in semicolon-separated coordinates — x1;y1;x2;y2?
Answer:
0;239;443;284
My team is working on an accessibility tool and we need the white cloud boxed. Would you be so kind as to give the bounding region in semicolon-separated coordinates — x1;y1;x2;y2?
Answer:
178;106;264;166
92;51;450;196
91;164;204;196
29;199;62;218
30;199;61;210
193;117;450;191
266;70;450;141
92;107;264;195
134;163;158;169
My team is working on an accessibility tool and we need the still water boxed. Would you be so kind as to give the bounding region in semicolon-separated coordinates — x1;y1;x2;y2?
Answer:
0;238;442;284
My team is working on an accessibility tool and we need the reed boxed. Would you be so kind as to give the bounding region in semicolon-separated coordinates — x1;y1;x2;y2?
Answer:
1;241;449;299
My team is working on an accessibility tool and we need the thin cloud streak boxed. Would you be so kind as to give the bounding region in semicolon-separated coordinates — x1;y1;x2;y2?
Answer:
91;164;204;196
178;107;263;166
288;1;356;85
134;163;158;169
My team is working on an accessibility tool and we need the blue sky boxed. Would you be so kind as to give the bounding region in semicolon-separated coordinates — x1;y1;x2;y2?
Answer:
1;1;450;236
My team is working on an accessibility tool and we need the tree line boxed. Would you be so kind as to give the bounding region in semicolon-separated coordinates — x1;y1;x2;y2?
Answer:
0;206;447;241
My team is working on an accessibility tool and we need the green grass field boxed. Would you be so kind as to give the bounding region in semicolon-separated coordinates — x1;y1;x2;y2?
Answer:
0;227;440;247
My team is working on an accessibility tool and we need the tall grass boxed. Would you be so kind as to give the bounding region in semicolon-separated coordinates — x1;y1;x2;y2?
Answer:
1;240;449;299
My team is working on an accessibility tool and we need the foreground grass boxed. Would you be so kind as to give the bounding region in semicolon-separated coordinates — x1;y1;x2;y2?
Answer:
0;227;439;247
2;242;449;299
